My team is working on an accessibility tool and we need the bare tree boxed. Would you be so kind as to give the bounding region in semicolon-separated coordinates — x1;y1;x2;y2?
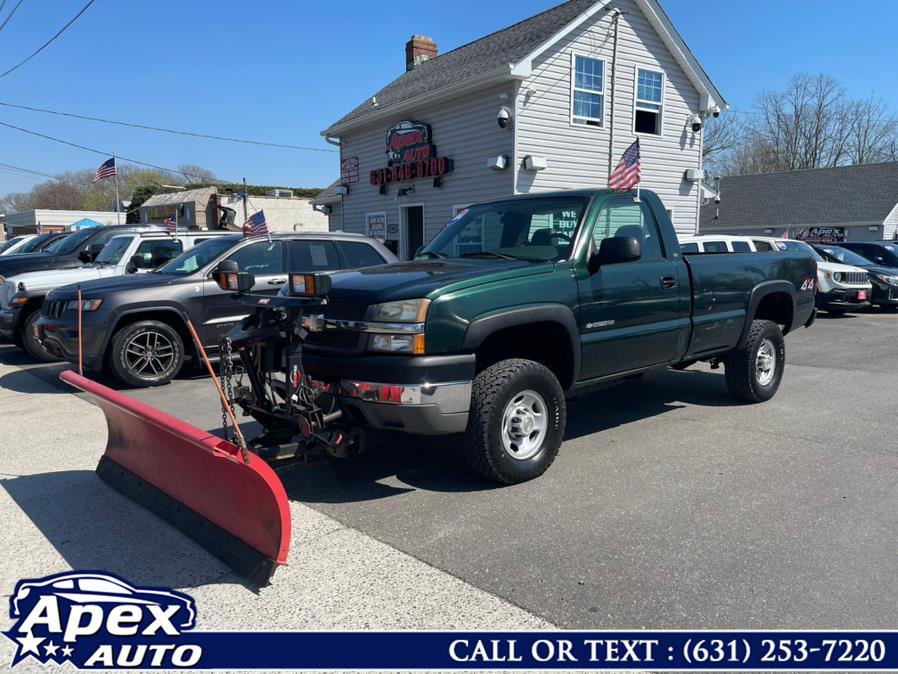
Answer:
177;164;217;183
846;95;898;164
702;114;744;176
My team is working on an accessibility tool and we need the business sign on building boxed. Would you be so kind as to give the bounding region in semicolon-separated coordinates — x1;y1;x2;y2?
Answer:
797;227;845;243
370;120;453;187
341;156;360;184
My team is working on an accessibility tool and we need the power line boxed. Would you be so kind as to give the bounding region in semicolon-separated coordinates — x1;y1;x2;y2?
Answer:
0;161;57;179
0;100;336;152
0;0;96;79
0;0;24;33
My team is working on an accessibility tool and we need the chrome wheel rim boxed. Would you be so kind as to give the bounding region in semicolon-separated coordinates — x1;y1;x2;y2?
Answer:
755;338;776;386
125;330;175;377
500;390;548;461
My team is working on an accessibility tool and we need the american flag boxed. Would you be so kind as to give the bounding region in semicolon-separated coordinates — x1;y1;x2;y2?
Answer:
92;157;117;183
608;140;642;192
243;210;268;237
779;227;791;239
35;222;43;234
164;215;178;233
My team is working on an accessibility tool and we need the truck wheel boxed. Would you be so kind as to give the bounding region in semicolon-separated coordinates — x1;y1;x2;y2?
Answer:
462;359;566;484
109;320;184;387
723;320;785;403
21;308;59;362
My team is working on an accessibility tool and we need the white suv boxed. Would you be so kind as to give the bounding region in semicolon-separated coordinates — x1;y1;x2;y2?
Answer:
678;235;758;253
752;237;872;315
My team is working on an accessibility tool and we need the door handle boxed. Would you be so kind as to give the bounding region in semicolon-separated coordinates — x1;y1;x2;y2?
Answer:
660;275;678;290
267;278;287;285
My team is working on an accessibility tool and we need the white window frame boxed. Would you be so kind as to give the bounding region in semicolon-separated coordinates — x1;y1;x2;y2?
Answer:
570;51;606;128
633;66;665;137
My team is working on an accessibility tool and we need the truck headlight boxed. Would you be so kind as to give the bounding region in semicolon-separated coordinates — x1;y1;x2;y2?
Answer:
9;294;28;306
370;299;430;323
832;272;842;283
873;273;898;286
66;299;103;312
369;333;426;354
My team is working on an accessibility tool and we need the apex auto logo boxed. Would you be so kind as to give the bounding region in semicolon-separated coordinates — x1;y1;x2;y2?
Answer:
3;571;201;669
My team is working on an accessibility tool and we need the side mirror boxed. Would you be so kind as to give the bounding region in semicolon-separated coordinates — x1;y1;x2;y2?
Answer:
126;255;141;274
78;250;92;263
214;260;255;293
589;236;642;273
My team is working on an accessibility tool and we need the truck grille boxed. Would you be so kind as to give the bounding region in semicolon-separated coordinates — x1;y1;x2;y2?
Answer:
43;299;67;318
841;271;868;285
323;299;368;321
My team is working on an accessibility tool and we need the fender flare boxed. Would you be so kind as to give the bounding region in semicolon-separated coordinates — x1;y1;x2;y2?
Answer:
740;280;797;345
105;305;193;353
461;304;581;387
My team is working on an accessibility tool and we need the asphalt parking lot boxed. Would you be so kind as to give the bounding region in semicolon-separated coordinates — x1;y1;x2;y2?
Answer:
1;311;896;635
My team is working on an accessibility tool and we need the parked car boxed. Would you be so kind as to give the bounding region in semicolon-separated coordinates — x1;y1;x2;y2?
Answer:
837;241;898;268
1;230;230;360
0;235;31;255
5;232;68;255
0;224;168;279
751;237;872;315
232;189;818;483
813;244;898;310
677;235;758;253
36;232;397;387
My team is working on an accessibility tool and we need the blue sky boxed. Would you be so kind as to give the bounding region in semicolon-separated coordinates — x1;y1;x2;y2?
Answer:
1;0;896;197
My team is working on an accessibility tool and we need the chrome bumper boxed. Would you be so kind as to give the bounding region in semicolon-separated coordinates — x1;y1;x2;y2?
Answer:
337;379;472;435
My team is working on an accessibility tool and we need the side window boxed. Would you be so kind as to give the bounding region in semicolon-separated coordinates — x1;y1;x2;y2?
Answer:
679;242;699;253
133;239;183;268
226;240;284;275
592;199;663;261
753;240;774;251
704;241;729;253
288;240;341;271
338;242;386;268
732;241;751;252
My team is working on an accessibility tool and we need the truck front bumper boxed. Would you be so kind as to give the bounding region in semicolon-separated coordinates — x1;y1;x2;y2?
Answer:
33;313;108;371
303;352;476;435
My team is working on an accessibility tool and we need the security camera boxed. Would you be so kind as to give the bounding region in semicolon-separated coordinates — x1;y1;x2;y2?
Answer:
689;113;703;133
710;105;721;118
497;106;512;129
714;196;721;204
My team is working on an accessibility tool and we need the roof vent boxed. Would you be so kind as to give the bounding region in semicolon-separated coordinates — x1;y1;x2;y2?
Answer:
266;189;294;198
406;35;437;71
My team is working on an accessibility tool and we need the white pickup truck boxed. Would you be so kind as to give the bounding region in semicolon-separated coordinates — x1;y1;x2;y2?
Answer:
0;229;229;360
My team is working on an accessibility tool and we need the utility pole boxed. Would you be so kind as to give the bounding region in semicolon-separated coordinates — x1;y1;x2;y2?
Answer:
242;178;248;225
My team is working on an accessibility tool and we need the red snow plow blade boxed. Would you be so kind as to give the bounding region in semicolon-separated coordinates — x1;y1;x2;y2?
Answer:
60;370;291;586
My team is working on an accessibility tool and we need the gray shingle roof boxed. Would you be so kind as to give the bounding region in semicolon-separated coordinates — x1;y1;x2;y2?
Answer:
309;179;342;204
700;162;898;230
326;0;596;132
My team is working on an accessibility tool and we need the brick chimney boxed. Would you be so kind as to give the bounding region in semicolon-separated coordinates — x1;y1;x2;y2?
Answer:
405;35;437;71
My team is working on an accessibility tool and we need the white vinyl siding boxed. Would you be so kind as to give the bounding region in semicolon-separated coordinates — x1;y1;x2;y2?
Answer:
571;53;605;127
634;67;664;136
884;201;898;241
515;0;703;235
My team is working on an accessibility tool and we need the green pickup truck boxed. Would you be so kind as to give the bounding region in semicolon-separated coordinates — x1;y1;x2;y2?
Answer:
286;188;817;483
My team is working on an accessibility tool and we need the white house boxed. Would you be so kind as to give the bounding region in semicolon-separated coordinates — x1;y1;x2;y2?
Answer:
314;0;727;259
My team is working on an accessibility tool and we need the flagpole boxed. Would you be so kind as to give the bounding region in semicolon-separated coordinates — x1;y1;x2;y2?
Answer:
634;137;641;203
113;151;121;225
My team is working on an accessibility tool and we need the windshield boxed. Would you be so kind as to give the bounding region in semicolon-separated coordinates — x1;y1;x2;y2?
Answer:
775;239;824;263
157;236;238;275
95;236;134;265
420;197;589;262
815;245;871;266
42;235;68;253
0;236;25;254
16;234;53;253
54;228;98;254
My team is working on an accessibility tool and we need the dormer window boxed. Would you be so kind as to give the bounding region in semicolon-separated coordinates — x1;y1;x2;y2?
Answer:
634;68;664;135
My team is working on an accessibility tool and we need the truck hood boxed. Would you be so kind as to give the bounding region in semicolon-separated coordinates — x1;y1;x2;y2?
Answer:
327;259;553;303
816;260;868;274
0;252;60;277
11;266;113;293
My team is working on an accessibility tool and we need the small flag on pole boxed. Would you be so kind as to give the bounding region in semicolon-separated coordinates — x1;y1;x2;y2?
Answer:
35;221;43;235
608;139;642;192
243;210;268;237
779;227;791;239
92;157;117;183
164;215;178;233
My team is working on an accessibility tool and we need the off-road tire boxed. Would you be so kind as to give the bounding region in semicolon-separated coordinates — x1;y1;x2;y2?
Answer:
109;320;184;388
21;307;58;362
723;319;785;403
462;358;566;484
